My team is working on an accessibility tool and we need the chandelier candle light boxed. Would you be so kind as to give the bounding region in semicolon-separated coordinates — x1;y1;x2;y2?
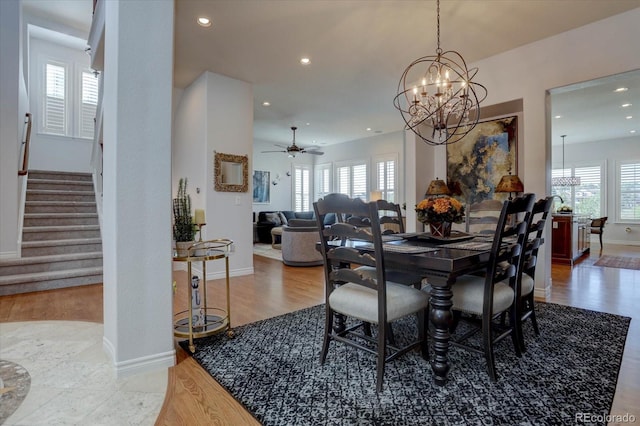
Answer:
394;0;487;145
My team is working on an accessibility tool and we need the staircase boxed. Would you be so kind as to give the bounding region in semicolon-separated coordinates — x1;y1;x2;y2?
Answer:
0;170;103;296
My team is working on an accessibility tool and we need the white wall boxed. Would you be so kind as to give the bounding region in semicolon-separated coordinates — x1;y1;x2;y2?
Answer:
173;71;254;278
25;23;94;172
252;138;314;213
0;0;25;259
451;9;640;298
553;136;640;245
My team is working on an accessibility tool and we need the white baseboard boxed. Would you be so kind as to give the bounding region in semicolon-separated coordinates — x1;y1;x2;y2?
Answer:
103;336;175;379
0;251;18;260
173;263;254;281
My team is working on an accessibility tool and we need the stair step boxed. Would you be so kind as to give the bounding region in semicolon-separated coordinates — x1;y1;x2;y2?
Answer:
21;238;103;257
23;213;99;227
0;267;103;296
25;201;97;214
0;252;103;275
27;170;92;182
26;189;96;202
22;225;101;241
27;178;94;192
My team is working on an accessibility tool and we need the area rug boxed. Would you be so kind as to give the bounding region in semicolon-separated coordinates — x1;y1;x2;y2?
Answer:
594;255;640;270
184;303;630;425
253;243;283;261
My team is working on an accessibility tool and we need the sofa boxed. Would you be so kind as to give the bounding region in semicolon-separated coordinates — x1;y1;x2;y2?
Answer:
255;210;335;244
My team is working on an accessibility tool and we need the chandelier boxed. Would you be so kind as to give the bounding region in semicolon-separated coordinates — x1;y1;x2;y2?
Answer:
552;134;581;186
393;0;487;145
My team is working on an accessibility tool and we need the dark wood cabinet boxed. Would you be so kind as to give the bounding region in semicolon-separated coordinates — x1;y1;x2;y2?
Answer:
551;214;590;265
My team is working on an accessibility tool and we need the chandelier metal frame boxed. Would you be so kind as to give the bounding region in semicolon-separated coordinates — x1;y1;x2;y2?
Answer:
393;0;487;145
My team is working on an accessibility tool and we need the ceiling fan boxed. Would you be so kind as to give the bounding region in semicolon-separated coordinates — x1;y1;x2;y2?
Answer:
261;126;324;157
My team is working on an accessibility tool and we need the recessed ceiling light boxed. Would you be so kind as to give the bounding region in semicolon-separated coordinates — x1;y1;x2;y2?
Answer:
366;127;372;131
554;115;562;119
262;101;270;106
300;57;311;65
626;116;633;120
622;103;632;108
614;87;628;92
197;16;212;27
630;130;637;134
306;123;310;126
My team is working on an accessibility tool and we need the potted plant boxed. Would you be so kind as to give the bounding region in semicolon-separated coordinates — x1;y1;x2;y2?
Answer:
173;177;197;256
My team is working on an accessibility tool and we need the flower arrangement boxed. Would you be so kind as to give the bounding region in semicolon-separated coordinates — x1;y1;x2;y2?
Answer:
415;196;465;224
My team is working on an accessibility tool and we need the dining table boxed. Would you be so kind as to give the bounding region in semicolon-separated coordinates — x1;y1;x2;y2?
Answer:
353;231;495;386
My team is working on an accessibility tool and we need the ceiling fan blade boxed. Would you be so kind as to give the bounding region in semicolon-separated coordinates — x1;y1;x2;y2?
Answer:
303;150;324;155
261;150;287;153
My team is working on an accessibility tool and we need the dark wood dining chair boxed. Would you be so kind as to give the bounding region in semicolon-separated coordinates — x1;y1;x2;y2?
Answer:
516;196;554;352
313;193;429;392
378;201;405;234
443;193;535;381
590;217;607;249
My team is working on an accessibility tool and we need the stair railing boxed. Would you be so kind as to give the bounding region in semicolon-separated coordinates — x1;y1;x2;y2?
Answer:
17;112;32;257
18;112;32;176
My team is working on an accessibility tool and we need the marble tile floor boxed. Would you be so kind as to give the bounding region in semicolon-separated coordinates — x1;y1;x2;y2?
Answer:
0;321;167;425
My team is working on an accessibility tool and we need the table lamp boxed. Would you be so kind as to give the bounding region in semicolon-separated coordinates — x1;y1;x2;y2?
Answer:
426;178;450;197
495;173;524;200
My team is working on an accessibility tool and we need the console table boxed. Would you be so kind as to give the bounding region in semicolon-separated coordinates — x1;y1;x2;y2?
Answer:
172;239;234;353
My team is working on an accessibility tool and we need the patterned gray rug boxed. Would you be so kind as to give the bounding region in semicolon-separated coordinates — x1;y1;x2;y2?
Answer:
184;303;630;425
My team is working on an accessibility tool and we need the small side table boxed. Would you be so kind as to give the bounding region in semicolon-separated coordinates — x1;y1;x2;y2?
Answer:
172;239;234;353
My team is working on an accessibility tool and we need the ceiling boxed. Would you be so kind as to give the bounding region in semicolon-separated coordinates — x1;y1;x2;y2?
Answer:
22;0;639;148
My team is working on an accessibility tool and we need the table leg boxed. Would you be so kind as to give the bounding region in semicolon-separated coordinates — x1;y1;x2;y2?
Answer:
428;275;454;386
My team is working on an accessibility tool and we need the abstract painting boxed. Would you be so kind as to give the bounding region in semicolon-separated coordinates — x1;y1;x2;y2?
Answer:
253;170;270;203
447;116;517;204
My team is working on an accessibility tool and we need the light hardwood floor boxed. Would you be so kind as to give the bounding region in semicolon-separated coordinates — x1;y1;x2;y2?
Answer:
1;244;638;425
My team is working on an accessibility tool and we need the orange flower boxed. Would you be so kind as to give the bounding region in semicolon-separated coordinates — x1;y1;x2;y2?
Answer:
415;196;465;224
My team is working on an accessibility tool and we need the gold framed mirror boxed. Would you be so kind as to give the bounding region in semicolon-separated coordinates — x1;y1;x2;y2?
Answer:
214;152;248;192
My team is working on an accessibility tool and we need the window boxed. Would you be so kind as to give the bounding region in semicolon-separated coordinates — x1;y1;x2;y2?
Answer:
294;165;311;212
336;161;367;200
618;161;640;222
315;163;332;201
80;71;99;139
40;57;98;140
552;163;603;217
373;155;397;202
43;62;67;135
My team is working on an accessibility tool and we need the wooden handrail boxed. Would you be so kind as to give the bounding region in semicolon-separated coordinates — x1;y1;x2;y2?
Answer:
18;112;32;176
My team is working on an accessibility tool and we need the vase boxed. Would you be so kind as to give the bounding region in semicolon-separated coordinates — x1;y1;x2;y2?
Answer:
175;241;195;258
429;221;452;238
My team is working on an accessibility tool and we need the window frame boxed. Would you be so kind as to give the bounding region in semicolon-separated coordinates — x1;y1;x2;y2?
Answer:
293;164;312;212
372;153;398;203
616;159;640;224
552;160;605;218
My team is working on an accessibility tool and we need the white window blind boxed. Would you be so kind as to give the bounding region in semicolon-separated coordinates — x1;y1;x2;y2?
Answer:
315;164;331;200
80;71;99;139
619;162;640;222
574;166;602;217
375;158;396;202
44;63;66;135
294;165;311;212
336;162;367;200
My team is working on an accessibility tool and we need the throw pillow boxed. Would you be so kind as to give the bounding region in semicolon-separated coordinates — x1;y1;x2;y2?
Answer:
278;212;289;225
265;212;282;226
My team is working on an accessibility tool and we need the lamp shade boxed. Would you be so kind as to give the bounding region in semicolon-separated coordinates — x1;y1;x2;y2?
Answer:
370;190;383;201
426;178;451;196
495;174;524;193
